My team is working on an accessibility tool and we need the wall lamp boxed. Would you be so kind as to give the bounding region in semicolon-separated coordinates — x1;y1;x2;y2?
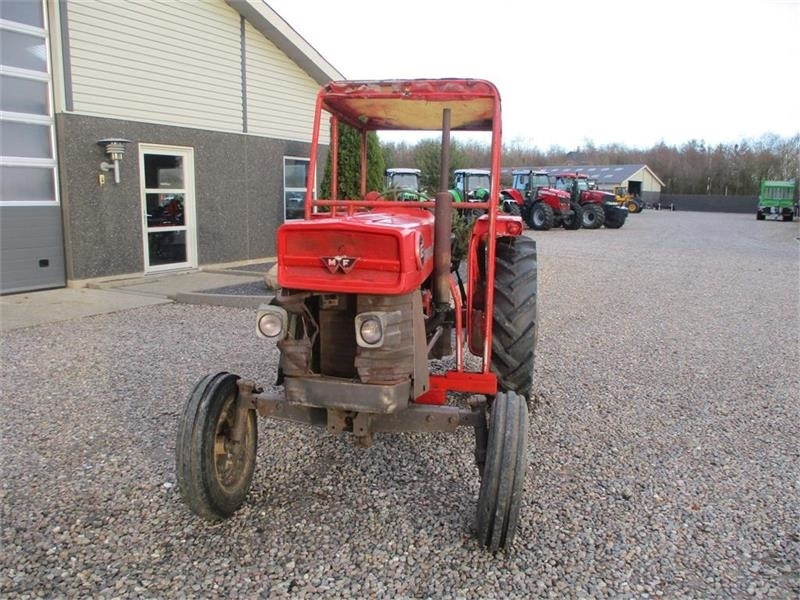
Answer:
98;138;131;184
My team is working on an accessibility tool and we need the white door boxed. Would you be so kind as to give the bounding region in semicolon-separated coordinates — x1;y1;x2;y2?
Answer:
139;145;196;272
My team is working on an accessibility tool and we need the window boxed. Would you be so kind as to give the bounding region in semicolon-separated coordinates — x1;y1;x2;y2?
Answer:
0;0;57;206
284;157;310;221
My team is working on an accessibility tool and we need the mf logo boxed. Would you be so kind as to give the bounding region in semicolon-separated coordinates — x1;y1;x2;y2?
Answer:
321;256;359;274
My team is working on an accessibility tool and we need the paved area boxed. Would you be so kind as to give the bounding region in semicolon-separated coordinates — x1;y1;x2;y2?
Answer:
0;266;274;332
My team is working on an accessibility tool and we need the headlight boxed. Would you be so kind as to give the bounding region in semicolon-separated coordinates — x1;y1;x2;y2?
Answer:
355;311;401;348
359;316;383;345
256;304;288;339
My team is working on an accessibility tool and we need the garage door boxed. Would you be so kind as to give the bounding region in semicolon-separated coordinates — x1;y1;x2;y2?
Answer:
0;0;65;294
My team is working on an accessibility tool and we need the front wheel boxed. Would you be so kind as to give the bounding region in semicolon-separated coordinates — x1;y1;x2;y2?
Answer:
504;201;522;217
562;201;583;230
604;211;627;229
530;202;554;230
176;372;258;520
581;203;605;229
476;391;529;551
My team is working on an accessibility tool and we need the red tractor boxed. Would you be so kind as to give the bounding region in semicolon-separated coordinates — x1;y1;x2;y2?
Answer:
176;79;537;551
501;168;582;231
551;172;628;229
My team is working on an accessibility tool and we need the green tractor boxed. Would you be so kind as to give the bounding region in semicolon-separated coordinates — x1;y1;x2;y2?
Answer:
384;167;429;201
452;168;521;217
756;180;796;221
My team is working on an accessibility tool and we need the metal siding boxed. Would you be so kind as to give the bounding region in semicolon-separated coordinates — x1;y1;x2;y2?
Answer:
244;21;326;144
641;170;661;193
0;205;65;293
66;0;242;131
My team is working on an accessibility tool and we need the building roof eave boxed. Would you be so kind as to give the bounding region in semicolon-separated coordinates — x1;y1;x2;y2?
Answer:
226;0;344;85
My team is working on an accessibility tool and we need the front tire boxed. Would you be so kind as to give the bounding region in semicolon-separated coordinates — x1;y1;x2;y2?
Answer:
530;202;554;231
176;372;257;520
562;201;583;230
581;203;605;229
604;210;627;229
504;201;522;217
492;237;537;398
476;391;529;551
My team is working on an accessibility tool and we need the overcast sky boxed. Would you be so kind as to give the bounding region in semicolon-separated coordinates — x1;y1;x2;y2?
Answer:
265;0;799;150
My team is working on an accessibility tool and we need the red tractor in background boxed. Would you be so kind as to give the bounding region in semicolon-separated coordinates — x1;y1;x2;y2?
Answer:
552;172;628;229
501;168;582;231
176;79;538;551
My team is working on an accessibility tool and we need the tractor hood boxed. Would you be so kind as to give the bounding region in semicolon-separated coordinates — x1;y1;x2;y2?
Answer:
277;208;435;295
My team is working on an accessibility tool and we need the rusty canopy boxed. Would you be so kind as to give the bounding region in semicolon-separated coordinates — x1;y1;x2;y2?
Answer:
319;79;500;131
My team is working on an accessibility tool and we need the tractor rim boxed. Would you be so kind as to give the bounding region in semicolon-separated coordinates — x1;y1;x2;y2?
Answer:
213;396;249;491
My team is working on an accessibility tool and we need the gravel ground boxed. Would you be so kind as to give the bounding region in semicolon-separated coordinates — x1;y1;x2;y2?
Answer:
1;211;798;599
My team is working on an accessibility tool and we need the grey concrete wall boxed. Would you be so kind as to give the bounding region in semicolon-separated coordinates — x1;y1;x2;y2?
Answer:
56;114;325;281
657;194;758;213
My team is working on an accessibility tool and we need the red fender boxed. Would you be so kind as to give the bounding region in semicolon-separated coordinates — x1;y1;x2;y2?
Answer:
501;188;524;205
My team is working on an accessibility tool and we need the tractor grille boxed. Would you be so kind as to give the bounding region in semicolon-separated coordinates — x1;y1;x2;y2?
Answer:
319;295;357;378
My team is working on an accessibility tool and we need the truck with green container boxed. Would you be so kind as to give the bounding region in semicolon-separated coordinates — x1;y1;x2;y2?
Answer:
756;180;796;221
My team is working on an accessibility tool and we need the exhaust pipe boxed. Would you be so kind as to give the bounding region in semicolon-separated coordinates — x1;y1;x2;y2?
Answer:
432;108;452;357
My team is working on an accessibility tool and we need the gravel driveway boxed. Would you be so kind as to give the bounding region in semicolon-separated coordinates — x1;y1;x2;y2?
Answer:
2;211;798;598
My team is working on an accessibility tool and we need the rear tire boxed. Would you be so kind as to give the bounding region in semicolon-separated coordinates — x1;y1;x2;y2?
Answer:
783;213;794;222
492;237;537;398
581;203;605;229
756;212;765;220
530;202;554;231
176;372;257;521
476;391;529;551
562;201;583;230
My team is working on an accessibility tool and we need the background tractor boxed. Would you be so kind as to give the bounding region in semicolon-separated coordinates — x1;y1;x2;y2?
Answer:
614;185;642;213
176;79;537;552
552;172;628;229
384;167;427;200
756;179;796;221
453;168;521;217
502;168;582;231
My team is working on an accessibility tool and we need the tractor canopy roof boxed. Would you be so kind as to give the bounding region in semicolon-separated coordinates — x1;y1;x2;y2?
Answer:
512;169;549;176
454;168;491;175
385;167;421;175
319;79;500;131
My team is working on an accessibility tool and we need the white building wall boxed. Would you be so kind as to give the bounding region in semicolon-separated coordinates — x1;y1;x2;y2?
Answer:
244;21;327;144
66;0;243;131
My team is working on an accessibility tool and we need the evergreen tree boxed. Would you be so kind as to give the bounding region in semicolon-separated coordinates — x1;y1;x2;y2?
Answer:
413;139;467;193
321;122;385;199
